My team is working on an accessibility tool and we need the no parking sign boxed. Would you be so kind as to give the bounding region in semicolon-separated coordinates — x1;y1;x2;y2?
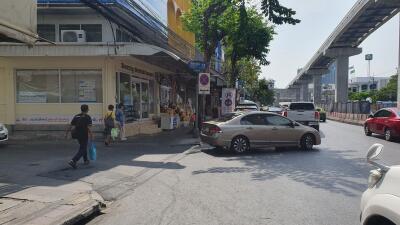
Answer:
198;73;210;94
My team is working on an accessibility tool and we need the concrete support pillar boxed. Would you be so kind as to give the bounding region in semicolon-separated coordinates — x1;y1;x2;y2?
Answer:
324;47;362;104
313;75;322;105
335;56;349;103
295;88;300;101
300;83;309;102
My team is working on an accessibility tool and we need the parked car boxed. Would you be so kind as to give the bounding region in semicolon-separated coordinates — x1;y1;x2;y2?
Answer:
236;100;259;111
360;143;400;225
0;123;9;144
235;105;258;112
364;108;400;141
316;107;327;122
282;102;320;131
201;111;321;153
267;106;283;114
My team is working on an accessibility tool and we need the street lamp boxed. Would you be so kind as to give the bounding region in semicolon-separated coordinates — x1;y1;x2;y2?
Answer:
365;54;374;91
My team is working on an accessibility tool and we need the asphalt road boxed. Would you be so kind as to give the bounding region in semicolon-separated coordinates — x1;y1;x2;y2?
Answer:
87;121;400;225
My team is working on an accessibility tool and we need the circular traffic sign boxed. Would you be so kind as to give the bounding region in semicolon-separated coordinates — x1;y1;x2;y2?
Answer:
199;74;209;86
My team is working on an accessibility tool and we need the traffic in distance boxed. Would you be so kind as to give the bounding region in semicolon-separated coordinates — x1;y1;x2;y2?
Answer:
201;100;400;225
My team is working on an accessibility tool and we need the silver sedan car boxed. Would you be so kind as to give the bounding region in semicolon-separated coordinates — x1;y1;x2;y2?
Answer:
201;111;321;153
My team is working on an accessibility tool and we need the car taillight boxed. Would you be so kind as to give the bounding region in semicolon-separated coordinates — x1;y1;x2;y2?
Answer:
209;126;222;134
283;111;288;117
315;111;320;120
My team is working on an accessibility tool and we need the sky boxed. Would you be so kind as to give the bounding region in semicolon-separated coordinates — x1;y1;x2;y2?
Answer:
260;0;400;88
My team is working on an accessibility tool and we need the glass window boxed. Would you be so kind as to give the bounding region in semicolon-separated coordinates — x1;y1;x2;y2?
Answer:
16;70;60;103
149;80;155;114
381;110;392;117
61;70;102;103
361;84;368;91
81;24;102;42
240;114;265;125
37;24;56;42
289;103;315;110
374;110;385;118
216;113;242;122
265;115;292;126
141;82;149;118
132;82;141;120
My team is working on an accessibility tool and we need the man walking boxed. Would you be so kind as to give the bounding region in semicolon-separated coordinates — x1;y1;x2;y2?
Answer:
66;104;93;169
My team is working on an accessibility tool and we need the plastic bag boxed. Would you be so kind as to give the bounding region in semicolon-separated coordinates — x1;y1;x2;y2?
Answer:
89;142;97;161
111;128;119;140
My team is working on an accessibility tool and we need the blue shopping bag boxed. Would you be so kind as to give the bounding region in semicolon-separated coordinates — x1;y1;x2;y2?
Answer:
89;142;97;161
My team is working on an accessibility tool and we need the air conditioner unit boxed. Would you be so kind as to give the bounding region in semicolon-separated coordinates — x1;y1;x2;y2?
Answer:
61;30;86;43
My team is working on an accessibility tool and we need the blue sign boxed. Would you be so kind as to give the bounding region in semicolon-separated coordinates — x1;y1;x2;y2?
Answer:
188;61;206;72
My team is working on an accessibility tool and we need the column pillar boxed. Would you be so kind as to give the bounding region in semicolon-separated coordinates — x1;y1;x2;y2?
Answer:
324;47;362;103
300;83;309;102
335;56;350;103
313;75;322;105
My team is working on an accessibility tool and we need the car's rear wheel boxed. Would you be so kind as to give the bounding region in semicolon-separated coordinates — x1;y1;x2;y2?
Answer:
364;124;372;136
300;134;314;151
384;128;393;141
231;136;250;153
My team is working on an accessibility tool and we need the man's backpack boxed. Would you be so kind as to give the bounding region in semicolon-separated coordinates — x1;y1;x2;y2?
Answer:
71;114;85;139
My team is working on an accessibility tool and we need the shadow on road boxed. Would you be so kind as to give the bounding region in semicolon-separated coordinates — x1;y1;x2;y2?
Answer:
0;128;193;198
196;147;370;197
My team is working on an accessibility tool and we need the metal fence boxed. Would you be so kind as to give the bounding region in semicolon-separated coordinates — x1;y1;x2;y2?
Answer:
320;101;398;114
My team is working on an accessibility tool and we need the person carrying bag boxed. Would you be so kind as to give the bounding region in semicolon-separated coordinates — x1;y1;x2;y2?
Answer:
104;105;116;146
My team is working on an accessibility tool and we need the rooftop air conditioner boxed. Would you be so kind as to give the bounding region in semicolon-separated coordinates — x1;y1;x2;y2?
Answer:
61;30;86;43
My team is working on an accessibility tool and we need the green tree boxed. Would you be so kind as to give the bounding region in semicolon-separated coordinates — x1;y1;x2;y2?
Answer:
225;6;274;87
181;0;237;72
260;0;301;25
251;78;275;105
376;75;398;101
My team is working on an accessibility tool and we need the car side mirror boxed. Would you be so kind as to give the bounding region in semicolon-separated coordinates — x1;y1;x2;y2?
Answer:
368;114;374;118
289;121;297;128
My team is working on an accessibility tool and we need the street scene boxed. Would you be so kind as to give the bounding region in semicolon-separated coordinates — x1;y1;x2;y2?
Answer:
0;0;400;225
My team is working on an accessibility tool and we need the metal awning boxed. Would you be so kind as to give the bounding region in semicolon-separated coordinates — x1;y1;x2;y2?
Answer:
0;42;191;73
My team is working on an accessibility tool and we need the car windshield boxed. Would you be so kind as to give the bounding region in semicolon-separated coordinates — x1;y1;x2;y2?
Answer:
216;113;242;122
289;103;315;110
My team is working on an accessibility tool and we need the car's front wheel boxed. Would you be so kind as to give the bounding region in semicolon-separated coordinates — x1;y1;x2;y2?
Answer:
300;134;314;151
231;136;250;153
364;124;372;136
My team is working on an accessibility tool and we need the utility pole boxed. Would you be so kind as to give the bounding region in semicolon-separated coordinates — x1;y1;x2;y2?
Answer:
398;14;400;109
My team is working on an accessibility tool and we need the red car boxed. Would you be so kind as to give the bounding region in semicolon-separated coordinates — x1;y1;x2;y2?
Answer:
364;108;400;141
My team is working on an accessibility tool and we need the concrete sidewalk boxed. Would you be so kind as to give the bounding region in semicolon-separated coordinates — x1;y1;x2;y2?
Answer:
0;128;199;225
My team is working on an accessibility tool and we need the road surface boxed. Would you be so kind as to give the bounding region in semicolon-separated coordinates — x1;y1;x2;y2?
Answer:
87;121;400;225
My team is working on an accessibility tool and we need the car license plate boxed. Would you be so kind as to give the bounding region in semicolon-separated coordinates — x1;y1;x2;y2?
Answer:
0;134;5;138
309;122;318;125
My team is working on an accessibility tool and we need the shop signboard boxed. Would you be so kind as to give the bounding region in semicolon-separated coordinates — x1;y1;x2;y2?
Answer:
221;88;236;115
198;73;210;95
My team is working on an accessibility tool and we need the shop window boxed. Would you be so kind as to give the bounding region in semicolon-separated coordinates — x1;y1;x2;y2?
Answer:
37;24;56;42
149;80;155;114
16;70;60;103
16;69;103;104
61;70;103;103
117;73;153;121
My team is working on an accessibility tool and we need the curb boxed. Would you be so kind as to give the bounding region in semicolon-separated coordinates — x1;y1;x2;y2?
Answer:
327;117;364;127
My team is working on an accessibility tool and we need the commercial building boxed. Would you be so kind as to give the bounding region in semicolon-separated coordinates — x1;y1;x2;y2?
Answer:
348;76;390;93
0;0;212;137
